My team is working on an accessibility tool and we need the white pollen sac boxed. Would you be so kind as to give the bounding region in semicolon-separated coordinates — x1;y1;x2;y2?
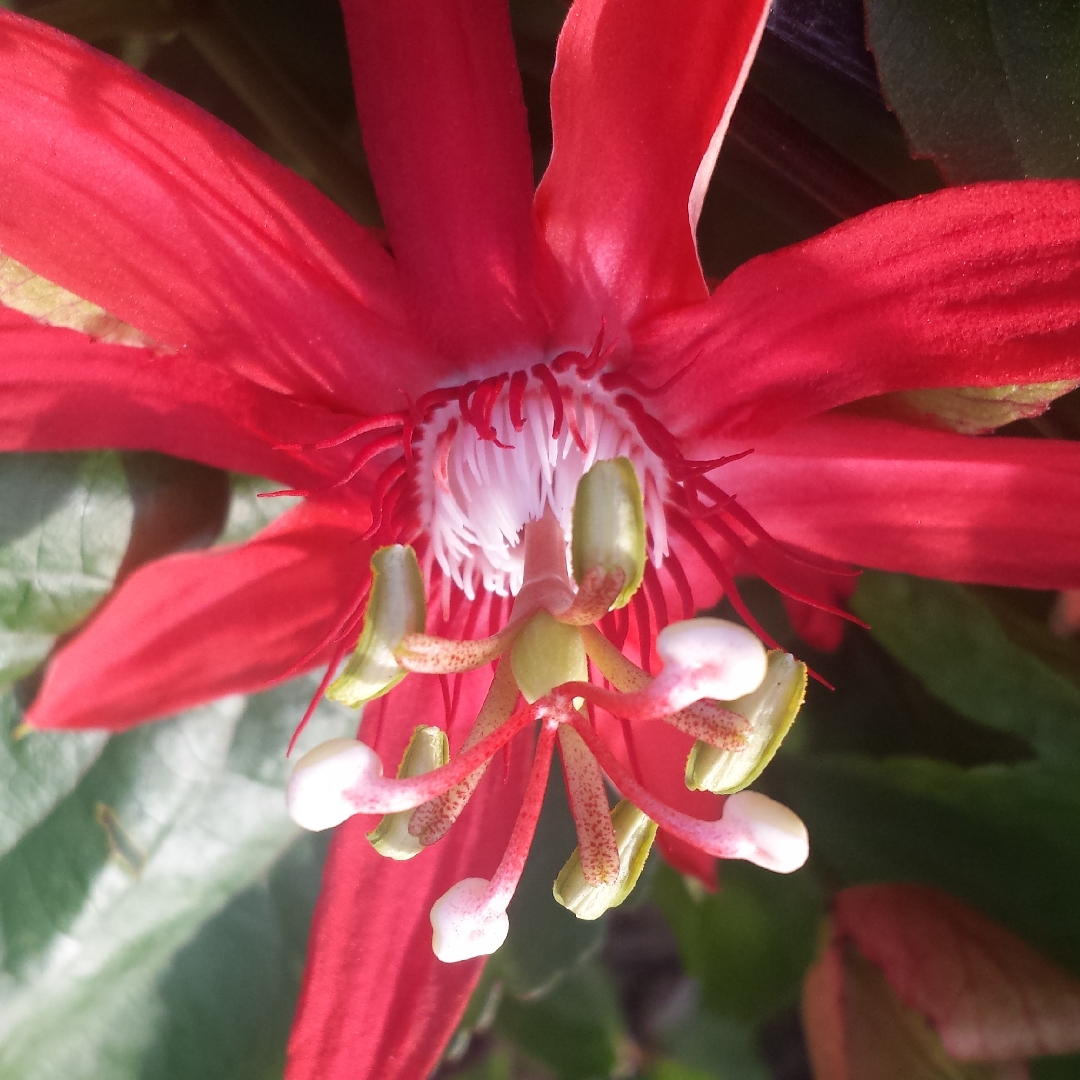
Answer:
429;878;510;962
722;790;809;874
657;617;769;702
286;738;382;832
416;373;669;600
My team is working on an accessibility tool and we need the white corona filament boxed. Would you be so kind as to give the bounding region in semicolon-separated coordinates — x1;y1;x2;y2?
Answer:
416;374;669;600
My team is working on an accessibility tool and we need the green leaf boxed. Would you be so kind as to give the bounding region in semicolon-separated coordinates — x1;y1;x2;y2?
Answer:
852;573;1080;761
647;1064;717;1080
451;1047;516;1080
0;674;353;1080
0;628;55;687
1034;1055;1080;1080
495;961;625;1080
218;474;301;547
652;862;823;1024
0;452;132;635
650;1004;770;1080
782;753;1080;977
864;0;1080;181
0;693;107;860
136;830;330;1080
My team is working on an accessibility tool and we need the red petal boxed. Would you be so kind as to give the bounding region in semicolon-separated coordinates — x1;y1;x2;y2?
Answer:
536;0;770;328
26;500;371;731
644;181;1080;439
836;884;1080;1061
711;413;1080;590
340;0;553;361
0;320;359;489
287;606;532;1080
0;12;431;412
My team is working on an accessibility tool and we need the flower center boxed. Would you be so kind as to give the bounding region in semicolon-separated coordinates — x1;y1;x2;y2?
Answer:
274;341;859;965
415;365;669;599
285;450;814;964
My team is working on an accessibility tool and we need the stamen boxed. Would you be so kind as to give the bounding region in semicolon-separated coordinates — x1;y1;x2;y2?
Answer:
557;725;620;885
663;700;750;750
396;625;517;675
686;650;807;793
326;545;426;708
554;799;658;919
555;566;627;626
408;659;520;845
581;623;750;748
367;725;450;860
569;719;808;873
570;458;646;612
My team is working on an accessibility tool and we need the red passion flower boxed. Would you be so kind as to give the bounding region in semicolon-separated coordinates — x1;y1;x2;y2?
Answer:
4;0;1080;1076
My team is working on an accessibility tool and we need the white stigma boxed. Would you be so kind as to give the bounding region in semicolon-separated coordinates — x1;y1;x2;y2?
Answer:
429;877;510;962
656;618;769;704
722;790;810;873
286;738;382;831
416;371;669;600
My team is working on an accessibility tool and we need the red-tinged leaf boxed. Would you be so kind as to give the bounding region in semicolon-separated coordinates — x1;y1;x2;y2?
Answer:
804;932;1032;1080
802;934;848;1080
836;885;1080;1062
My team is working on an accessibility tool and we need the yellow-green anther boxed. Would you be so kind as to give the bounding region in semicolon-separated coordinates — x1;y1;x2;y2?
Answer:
553;800;658;920
327;545;426;708
571;458;646;609
685;650;807;794
510;610;588;704
368;725;449;860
